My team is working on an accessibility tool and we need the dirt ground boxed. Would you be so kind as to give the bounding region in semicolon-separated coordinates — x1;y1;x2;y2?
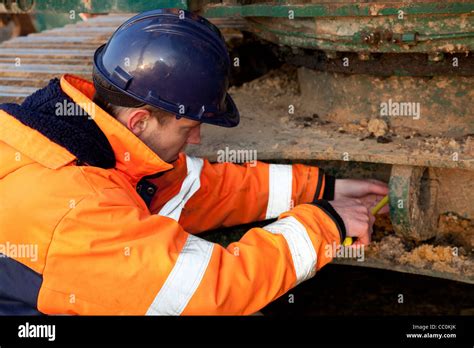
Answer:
364;215;473;280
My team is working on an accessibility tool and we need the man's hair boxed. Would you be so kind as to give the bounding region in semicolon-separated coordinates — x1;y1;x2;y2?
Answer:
92;92;173;125
92;69;173;125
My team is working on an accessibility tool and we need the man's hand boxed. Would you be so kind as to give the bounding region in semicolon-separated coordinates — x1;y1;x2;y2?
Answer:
334;179;389;214
330;199;375;246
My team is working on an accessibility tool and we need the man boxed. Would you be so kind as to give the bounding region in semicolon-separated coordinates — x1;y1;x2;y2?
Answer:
0;9;388;315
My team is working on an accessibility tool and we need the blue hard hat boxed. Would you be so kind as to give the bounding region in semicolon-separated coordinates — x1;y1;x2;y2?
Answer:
93;8;239;127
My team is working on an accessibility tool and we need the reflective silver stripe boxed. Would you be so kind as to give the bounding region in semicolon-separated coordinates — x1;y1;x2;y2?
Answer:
146;234;214;315
265;164;293;219
158;156;204;221
263;216;317;285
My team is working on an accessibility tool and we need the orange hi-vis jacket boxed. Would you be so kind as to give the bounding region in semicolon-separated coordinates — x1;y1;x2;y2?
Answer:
0;74;345;315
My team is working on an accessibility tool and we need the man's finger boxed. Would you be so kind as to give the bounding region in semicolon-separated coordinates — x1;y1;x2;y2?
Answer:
366;180;389;196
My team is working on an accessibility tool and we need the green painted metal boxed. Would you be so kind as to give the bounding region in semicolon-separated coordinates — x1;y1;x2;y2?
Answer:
388;173;411;235
0;0;188;13
4;1;473;54
388;165;440;241
201;2;474;54
5;0;473;17
203;3;474;18
34;0;188;12
33;13;82;32
241;14;474;53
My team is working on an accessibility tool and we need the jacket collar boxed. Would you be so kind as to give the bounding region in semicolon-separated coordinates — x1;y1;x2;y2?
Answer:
0;74;173;183
60;75;173;181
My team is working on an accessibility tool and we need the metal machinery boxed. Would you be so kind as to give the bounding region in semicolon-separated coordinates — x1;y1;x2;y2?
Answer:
0;0;472;283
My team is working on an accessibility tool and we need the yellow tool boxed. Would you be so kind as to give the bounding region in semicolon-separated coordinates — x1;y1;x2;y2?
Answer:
342;195;389;246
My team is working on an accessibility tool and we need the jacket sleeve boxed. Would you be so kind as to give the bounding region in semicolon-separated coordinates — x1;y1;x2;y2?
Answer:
148;153;336;234
37;186;344;315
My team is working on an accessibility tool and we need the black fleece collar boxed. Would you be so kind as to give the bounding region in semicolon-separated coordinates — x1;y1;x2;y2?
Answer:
0;78;116;169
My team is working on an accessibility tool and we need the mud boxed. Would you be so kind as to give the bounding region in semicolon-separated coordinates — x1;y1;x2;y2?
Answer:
368;118;389;137
366;214;473;279
229;64;473;162
367;235;473;277
438;212;474;250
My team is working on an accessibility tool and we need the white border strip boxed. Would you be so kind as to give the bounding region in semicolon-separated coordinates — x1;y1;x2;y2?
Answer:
146;234;214;315
158;156;204;222
265;164;293;219
264;216;317;285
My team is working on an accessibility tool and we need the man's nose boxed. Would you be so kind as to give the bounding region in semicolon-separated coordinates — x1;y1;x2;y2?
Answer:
186;125;201;145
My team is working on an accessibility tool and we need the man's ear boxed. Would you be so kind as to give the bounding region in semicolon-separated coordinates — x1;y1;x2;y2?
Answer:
127;109;151;136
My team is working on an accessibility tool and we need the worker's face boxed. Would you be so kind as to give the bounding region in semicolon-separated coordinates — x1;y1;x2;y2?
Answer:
122;108;201;163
